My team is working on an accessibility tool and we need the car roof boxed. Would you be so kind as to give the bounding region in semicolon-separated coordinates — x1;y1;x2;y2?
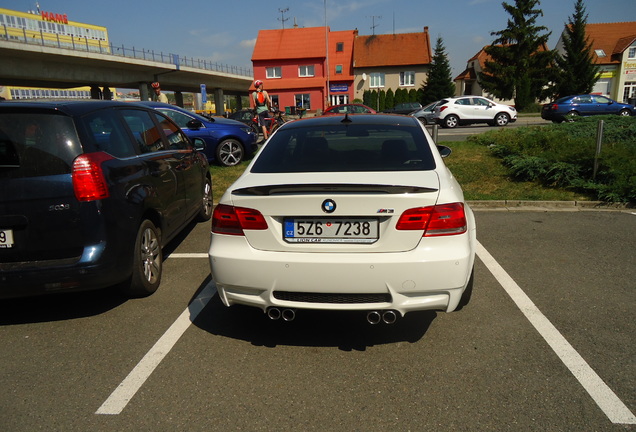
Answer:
280;113;420;128
0;100;144;116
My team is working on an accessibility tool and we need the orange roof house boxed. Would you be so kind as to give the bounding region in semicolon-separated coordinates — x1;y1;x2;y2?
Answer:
251;26;356;113
353;28;432;102
557;21;636;102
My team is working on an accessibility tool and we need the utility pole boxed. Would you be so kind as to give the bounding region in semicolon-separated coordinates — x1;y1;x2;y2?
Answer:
278;7;290;29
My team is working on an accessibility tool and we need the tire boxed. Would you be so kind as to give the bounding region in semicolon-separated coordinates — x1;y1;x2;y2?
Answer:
618;109;631;117
565;111;579;121
493;112;510;127
123;220;162;297
216;139;244;167
196;176;213;222
443;114;459;128
417;116;428;125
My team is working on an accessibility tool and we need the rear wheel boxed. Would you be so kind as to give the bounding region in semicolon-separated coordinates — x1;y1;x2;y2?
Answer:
493;112;510;126
456;268;474;311
123;220;162;297
417;116;429;125
216;139;244;167
618;109;631;117
443;114;459;128
565;111;579;121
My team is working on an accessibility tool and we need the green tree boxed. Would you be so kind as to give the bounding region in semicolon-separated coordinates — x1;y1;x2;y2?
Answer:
551;0;598;98
385;88;395;111
478;0;555;111
379;90;386;111
421;36;455;104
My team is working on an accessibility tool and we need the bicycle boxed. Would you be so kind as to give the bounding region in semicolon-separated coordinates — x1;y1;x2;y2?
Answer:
252;107;287;143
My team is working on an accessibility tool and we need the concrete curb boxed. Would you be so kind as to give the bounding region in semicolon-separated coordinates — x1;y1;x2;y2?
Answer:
467;200;633;212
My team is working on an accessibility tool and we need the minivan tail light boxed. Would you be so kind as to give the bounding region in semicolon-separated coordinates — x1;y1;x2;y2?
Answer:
396;203;467;236
72;152;113;202
212;204;268;236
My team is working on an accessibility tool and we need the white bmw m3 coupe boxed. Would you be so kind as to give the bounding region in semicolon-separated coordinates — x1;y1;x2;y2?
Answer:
209;113;476;324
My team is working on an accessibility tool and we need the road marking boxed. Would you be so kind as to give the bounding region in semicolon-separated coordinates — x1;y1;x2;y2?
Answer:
95;282;217;415
168;253;208;258
476;240;636;425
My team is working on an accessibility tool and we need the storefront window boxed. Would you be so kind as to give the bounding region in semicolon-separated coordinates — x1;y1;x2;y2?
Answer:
295;94;310;109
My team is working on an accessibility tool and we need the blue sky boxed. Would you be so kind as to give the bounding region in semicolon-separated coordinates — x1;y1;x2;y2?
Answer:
6;0;636;79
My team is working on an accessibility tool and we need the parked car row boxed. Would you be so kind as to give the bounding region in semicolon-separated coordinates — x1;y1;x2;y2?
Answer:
0;100;212;299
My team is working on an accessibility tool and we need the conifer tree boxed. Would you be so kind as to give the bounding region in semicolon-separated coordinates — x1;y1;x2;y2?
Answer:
478;0;554;111
421;37;455;105
552;0;598;98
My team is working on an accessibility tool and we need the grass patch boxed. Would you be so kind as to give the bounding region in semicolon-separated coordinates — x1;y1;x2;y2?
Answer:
443;140;590;201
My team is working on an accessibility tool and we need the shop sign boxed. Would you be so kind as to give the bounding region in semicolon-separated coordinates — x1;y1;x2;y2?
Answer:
625;70;636;79
330;84;348;92
41;11;68;24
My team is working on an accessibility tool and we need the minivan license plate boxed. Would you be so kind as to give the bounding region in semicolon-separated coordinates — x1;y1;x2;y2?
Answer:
0;229;14;248
284;218;378;244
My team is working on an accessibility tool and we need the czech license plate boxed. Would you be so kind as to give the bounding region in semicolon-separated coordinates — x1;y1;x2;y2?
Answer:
284;218;378;243
0;229;14;248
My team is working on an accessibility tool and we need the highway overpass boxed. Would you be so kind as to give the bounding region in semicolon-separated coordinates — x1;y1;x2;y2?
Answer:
0;38;253;112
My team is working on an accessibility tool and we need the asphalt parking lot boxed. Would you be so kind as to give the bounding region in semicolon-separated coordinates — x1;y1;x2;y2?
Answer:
1;208;634;431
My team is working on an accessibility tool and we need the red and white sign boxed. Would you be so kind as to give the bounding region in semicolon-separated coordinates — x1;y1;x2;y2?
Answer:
41;11;68;24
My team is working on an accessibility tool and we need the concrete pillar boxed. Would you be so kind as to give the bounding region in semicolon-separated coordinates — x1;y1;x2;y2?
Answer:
103;87;112;100
90;86;102;99
175;91;184;107
139;83;150;101
214;88;224;116
235;94;243;110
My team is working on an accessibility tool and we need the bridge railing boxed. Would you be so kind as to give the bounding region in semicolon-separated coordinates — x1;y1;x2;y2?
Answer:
1;24;253;77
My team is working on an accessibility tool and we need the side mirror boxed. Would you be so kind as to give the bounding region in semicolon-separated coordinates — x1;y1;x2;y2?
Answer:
437;145;452;158
186;119;204;129
191;137;206;151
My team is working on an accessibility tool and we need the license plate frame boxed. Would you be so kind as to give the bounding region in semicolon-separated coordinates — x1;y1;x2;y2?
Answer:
0;229;15;248
283;218;378;244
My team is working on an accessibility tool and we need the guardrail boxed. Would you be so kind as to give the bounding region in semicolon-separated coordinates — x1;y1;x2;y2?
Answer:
1;24;253;77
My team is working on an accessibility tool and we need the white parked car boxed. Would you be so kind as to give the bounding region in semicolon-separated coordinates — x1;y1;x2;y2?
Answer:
433;96;517;128
209;114;476;325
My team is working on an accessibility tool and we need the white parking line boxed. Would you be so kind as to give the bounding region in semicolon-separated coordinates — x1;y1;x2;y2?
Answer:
476;240;636;425
95;281;217;415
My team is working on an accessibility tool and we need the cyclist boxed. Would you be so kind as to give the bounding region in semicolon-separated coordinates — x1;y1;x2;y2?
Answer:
252;80;273;139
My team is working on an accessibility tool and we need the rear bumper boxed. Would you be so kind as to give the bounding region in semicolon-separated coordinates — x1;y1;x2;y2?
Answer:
0;243;131;299
209;231;476;316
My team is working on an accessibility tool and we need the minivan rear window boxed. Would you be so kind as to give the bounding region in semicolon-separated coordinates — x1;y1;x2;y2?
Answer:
251;123;436;173
0;113;82;179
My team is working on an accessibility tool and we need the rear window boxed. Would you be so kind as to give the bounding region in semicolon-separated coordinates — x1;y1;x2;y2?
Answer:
251;123;436;173
0;113;82;179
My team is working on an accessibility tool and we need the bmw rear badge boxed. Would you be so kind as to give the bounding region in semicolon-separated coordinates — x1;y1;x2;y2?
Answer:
322;199;336;213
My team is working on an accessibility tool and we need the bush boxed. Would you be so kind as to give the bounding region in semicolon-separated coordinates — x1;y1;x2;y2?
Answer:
468;116;636;203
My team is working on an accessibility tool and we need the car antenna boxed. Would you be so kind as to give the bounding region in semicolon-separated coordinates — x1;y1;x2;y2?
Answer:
341;113;352;123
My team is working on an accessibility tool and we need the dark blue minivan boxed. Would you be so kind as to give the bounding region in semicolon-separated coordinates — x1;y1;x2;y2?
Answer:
0;100;212;299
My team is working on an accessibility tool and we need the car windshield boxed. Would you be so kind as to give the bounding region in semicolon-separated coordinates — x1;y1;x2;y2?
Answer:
251;122;436;173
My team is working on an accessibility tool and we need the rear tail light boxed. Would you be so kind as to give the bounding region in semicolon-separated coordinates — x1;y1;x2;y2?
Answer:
72;152;113;202
396;203;467;237
439;106;448;113
212;204;268;236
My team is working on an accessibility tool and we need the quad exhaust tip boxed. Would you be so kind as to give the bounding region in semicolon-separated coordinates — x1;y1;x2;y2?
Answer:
267;307;296;321
367;310;398;325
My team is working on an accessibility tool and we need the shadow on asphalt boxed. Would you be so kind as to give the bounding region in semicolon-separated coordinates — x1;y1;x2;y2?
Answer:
191;292;436;350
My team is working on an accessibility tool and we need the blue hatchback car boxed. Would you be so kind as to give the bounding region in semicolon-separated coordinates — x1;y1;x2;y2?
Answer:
139;102;257;166
541;94;635;123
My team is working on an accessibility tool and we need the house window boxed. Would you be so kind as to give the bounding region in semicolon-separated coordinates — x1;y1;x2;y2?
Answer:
299;65;315;77
336;42;344;52
295;93;311;109
369;72;385;88
629;47;636;59
270;95;279;109
266;67;282;79
335;65;343;74
400;71;415;86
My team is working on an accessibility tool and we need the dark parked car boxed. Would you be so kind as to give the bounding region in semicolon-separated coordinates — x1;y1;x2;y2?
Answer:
0;100;212;299
139;102;257;166
541;94;635;123
323;103;377;115
409;101;441;125
381;102;423;115
227;109;260;136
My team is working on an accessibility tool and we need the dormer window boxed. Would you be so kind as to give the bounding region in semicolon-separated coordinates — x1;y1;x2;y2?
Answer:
595;49;607;58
